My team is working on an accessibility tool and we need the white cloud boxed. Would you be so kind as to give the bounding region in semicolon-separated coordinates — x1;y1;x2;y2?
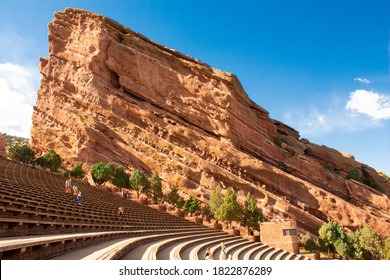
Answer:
346;89;390;120
0;63;39;138
282;92;387;137
354;77;371;84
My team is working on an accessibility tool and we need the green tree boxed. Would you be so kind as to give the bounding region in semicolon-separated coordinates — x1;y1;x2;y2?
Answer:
318;221;350;259
165;186;180;206
299;232;319;253
202;204;213;222
209;187;223;218
177;197;186;209
8;144;35;164
215;187;241;228
70;163;85;179
185;196;200;215
91;162;115;185
129;169;148;198
37;149;62;171
111;165;130;190
383;237;390;260
150;171;163;203
349;224;383;260
241;193;263;232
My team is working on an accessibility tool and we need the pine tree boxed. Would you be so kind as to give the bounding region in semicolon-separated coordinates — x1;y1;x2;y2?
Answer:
150;171;163;203
241;193;263;232
209;187;223;219
215;187;241;228
129;169;148;198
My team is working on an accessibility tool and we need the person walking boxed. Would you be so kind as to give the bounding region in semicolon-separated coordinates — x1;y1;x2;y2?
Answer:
77;192;83;205
204;247;212;260
118;207;124;221
220;242;226;260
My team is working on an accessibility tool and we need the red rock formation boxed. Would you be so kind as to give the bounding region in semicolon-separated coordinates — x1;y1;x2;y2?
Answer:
31;8;390;238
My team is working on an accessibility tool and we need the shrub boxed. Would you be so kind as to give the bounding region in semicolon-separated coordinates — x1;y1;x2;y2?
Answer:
346;168;361;181
363;177;382;190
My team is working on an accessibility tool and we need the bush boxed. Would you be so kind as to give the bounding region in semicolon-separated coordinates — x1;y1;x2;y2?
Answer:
363;177;382;190
346;168;361;181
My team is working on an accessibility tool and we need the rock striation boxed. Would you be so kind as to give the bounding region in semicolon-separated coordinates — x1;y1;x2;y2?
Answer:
31;8;390;238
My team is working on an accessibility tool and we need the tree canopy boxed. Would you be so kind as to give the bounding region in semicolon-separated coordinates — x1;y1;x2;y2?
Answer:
36;149;62;171
184;196;200;215
129;169;149;198
8;144;35;164
215;187;241;228
349;224;383;260
70;163;85;179
91;162;115;185
241;193;263;232
209;187;223;219
150;171;163;203
318;220;349;258
112;165;130;189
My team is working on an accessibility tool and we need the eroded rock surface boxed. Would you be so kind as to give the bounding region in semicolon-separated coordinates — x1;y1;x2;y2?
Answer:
31;8;390;237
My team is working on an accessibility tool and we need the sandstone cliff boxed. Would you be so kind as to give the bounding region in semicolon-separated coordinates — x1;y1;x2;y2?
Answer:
31;8;390;238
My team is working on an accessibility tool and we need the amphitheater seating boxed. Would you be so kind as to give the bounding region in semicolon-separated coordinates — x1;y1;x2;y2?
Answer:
0;158;308;260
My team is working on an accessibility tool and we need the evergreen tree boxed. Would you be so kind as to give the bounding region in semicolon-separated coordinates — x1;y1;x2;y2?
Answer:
215;187;241;228
177;197;186;209
299;232;319;253
91;162;115;185
383;237;390;260
112;165;130;189
202;204;213;222
209;187;223;218
165;186;180;206
349;224;383;259
150;171;163;203
129;169;148;198
185;196;200;215
8;144;35;164
70;163;85;179
241;193;263;232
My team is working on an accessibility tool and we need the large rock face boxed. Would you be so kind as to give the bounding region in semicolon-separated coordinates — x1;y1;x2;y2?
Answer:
31;8;390;238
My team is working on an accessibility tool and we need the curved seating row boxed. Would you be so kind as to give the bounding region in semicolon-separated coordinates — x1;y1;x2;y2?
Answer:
0;158;308;260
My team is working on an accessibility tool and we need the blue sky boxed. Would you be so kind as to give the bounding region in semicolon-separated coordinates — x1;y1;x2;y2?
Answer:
0;0;389;175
